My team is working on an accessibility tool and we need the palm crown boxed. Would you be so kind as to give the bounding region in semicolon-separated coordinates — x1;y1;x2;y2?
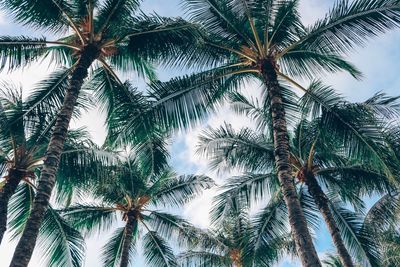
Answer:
179;200;293;267
0;84;116;267
149;0;400;125
0;0;198;74
61;152;215;267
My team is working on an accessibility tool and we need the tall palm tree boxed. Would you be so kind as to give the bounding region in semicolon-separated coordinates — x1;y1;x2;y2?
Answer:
0;80;114;241
60;151;214;267
178;195;293;267
0;83;115;266
0;1;200;266
140;1;400;265
197;89;400;266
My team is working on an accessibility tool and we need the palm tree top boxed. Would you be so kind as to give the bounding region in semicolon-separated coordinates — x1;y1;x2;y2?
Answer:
60;151;215;267
180;0;400;79
0;0;200;77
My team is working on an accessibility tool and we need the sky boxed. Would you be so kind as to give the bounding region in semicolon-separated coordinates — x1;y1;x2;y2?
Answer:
1;0;400;266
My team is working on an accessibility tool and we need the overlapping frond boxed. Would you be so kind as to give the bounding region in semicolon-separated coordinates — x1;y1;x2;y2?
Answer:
149;66;255;130
143;230;178;267
59;204;117;236
147;212;198;246
197;123;275;172
7;183;34;240
327;198;381;266
38;207;85;267
0;0;73;32
153;174;214;207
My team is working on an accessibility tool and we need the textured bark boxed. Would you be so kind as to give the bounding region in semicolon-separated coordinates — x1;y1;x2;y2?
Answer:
0;169;23;244
120;216;136;267
304;171;355;267
262;60;322;267
9;45;100;267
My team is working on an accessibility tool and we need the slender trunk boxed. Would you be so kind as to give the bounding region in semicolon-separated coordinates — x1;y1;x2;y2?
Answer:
120;216;137;267
9;45;100;267
0;169;23;244
261;61;321;267
304;172;355;267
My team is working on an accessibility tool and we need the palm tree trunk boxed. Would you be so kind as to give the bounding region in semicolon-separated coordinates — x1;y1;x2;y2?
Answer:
9;45;100;267
120;216;137;267
0;169;23;244
261;61;322;267
304;172;355;267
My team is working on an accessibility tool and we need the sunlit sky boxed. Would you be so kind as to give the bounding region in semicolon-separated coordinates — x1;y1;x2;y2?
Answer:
1;0;400;266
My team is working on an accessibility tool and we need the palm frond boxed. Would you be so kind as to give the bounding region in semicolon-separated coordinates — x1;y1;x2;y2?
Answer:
327;197;381;266
299;80;398;181
38;207;85;267
280;50;362;79
197;123;275;172
0;0;73;32
147;212;198;246
364;193;400;230
96;0;140;33
143;230;178;267
153;174;214;208
60;204;117;236
148;66;256;130
120;14;202;68
0;36;48;71
322;254;344;267
131;131;170;178
8;183;34;240
283;0;400;55
211;173;279;226
182;0;254;48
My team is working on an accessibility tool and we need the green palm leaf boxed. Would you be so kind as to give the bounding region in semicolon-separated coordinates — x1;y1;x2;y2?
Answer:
0;36;48;70
327;198;380;266
143;230;178;267
38;207;85;267
152;174;214;207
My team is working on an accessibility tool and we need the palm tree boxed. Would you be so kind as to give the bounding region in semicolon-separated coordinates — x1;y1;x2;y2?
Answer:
0;83;116;266
142;1;400;264
0;1;200;265
178;195;293;267
60;150;214;267
197;89;400;266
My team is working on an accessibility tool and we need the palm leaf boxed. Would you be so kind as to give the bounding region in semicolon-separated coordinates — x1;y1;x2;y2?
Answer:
7;183;34;240
143;230;178;267
152;174;214;208
0;36;48;71
38;207;85;267
60;204;117;236
283;0;400;55
327;198;380;266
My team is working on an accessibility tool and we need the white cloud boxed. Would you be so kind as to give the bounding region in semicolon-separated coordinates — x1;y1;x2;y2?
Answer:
0;11;6;25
